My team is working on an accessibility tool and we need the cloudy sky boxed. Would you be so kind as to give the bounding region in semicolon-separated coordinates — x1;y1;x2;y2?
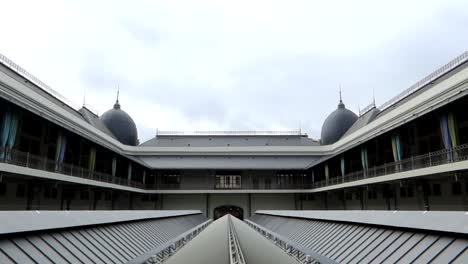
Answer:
1;0;467;142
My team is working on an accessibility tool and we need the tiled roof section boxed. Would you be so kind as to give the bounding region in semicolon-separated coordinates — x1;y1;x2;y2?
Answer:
250;211;468;264
79;107;117;140
341;107;380;138
140;135;320;147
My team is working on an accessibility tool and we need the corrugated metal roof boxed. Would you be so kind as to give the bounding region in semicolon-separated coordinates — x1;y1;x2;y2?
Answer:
250;212;468;264
255;210;468;235
0;212;207;264
165;215;301;264
0;210;202;235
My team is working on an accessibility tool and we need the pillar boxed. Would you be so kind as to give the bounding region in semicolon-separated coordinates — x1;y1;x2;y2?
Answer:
127;163;132;182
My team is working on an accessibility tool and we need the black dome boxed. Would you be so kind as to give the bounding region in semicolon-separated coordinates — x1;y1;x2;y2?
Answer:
100;100;138;146
321;100;358;145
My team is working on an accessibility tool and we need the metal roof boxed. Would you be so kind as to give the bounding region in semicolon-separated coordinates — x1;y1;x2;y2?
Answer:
0;210;201;235
141;134;319;147
255;210;468;235
250;211;468;264
0;211;207;264
138;155;320;169
165;215;301;264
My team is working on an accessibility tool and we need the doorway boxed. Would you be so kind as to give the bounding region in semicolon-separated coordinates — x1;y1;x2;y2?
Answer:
214;205;244;220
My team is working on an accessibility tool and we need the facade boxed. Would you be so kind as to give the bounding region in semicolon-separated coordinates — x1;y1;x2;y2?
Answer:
0;51;468;221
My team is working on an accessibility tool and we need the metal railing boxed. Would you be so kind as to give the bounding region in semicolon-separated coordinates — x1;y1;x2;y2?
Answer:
378;51;468;112
152;183;313;191
359;101;376;116
314;143;468;189
0;52;81;111
228;216;246;264
2;141;468;191
245;220;335;264
156;130;306;136
134;219;212;264
0;147;145;189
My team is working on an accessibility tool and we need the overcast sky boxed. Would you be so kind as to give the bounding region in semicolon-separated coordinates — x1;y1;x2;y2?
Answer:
1;0;467;142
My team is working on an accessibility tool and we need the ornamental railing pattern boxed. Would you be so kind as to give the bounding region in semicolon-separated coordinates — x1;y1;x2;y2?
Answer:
1;143;468;191
314;143;468;188
0;53;80;110
378;51;468;112
0;147;145;189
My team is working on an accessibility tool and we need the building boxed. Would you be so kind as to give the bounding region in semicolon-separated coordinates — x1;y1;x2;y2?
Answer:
0;51;467;263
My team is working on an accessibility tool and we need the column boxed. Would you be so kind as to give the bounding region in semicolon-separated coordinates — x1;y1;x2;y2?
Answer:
127;163;132;182
111;156;117;177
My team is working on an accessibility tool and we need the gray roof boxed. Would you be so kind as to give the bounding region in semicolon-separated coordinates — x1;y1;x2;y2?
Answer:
165;215;301;264
78;106;117;140
140;134;319;147
321;101;358;145
342;107;380;138
0;210;202;235
0;211;206;264
139;155;320;169
251;211;468;264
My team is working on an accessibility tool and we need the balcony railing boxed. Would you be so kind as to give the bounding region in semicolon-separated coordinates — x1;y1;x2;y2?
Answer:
313;143;468;188
0;147;145;189
2;143;468;191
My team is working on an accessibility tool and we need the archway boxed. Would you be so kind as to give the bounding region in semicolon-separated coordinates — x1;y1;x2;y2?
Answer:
214;205;244;220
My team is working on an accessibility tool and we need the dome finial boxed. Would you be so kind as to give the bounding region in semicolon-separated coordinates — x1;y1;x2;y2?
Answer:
114;85;121;109
338;85;345;109
339;85;342;103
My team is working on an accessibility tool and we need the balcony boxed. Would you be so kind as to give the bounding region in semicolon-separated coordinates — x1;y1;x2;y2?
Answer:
313;143;468;188
0;147;145;189
2;143;468;192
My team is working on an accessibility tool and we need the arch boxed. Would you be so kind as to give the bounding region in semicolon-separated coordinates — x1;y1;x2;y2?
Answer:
214;205;244;220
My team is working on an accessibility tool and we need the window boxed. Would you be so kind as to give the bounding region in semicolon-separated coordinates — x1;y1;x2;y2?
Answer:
400;187;407;198
253;178;259;189
16;184;25;198
423;184;432;196
162;172;181;187
367;190;377;200
265;178;271;189
104;191;112;201
95;191;102;200
44;186;51;199
80;190;89;200
407;186;414;197
51;188;58;199
345;192;353;200
215;175;241;189
0;183;7;196
452;182;462;195
432;184;441;196
354;192;361;200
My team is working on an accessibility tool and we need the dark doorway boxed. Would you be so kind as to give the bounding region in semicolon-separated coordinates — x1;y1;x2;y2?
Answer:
214;205;244;220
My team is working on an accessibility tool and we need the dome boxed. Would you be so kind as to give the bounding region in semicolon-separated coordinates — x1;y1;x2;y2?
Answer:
100;99;138;146
321;98;358;145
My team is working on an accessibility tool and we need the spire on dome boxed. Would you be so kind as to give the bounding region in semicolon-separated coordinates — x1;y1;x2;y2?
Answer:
338;86;345;109
339;85;342;103
114;85;121;109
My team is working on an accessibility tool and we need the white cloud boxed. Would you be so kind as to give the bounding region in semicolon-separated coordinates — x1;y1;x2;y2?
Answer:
1;0;467;142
